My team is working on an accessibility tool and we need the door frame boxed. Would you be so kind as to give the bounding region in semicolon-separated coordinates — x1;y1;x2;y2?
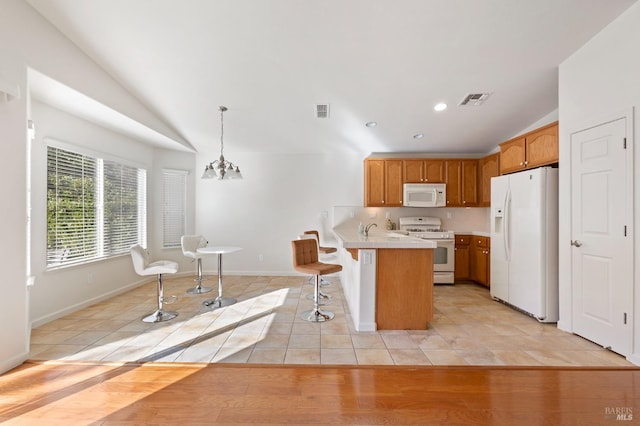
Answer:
561;107;635;359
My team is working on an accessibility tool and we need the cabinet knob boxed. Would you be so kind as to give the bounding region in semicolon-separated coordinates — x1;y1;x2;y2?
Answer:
382;200;385;204
463;201;466;204
519;162;523;166
524;161;528;165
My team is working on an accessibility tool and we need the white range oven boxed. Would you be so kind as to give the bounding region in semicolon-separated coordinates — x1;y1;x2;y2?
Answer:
399;216;455;284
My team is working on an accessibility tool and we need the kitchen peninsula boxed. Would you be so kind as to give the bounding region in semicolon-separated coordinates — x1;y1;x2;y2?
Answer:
332;227;436;332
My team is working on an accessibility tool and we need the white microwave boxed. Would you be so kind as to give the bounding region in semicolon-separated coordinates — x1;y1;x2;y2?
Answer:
403;183;446;207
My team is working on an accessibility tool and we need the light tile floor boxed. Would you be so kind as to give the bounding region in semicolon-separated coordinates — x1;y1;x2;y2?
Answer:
30;275;633;366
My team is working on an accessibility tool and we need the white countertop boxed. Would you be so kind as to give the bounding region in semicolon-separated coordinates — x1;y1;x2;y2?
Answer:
455;230;490;238
333;227;437;249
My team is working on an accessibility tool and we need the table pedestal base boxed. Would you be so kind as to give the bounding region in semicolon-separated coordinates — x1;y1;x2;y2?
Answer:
187;284;213;294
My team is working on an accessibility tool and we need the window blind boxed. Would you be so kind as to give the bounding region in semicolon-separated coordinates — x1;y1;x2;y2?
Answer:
162;170;188;248
47;146;147;267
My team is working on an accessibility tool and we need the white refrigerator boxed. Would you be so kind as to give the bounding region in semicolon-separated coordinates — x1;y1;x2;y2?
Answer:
490;167;559;322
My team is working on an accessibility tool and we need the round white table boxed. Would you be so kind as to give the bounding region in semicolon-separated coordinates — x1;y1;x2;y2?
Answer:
197;246;242;309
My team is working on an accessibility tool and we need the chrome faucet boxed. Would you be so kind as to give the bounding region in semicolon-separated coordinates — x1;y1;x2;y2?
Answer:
364;222;377;236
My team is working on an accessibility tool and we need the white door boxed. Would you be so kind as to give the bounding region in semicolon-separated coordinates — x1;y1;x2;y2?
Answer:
571;117;632;355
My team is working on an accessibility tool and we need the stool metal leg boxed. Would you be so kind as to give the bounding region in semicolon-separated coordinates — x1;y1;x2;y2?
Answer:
306;289;332;305
186;258;213;294
301;274;334;322
142;273;178;323
308;276;331;286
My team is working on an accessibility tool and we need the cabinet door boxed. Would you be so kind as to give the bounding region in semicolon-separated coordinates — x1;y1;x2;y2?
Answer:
479;153;500;207
454;235;471;281
364;160;385;206
403;160;424;183
499;137;526;174
423;160;445;182
384;160;404;206
526;123;558;168
461;160;478;206
471;237;489;287
444;160;461;206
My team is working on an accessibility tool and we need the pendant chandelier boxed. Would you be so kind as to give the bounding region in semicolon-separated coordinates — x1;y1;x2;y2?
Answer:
202;106;242;180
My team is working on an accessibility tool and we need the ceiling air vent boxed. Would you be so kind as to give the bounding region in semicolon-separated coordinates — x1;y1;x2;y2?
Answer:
315;103;330;118
458;93;490;106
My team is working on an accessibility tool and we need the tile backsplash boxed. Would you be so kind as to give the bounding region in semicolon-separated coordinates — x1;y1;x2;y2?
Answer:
332;205;490;235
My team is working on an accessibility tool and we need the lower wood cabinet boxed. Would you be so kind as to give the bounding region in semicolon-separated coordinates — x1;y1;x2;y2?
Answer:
470;236;490;288
455;234;490;288
376;248;433;330
454;235;470;281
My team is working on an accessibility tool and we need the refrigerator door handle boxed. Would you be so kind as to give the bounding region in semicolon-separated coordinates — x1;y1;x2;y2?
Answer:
504;188;511;261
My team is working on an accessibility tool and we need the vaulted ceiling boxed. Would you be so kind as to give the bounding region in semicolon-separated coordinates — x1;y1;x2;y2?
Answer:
26;0;637;155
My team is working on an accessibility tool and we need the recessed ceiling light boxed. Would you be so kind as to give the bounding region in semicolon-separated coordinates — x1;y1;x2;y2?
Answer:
365;121;378;127
434;103;447;112
413;133;424;140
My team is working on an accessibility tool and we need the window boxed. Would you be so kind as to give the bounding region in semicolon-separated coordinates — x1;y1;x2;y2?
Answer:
162;169;188;248
47;146;147;267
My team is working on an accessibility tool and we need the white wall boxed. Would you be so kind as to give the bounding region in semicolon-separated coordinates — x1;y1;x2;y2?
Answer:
0;56;29;374
558;1;640;364
0;0;195;373
29;101;196;326
193;148;365;275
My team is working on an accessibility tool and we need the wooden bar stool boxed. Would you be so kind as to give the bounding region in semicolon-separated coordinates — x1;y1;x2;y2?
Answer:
303;230;336;286
298;234;332;305
291;238;342;322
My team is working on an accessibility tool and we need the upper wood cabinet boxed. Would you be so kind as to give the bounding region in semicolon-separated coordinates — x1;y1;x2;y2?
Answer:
445;159;478;207
500;122;558;174
478;153;500;207
364;159;403;207
403;159;444;183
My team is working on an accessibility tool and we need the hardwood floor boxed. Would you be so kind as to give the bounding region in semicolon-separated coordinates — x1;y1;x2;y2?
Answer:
1;361;638;425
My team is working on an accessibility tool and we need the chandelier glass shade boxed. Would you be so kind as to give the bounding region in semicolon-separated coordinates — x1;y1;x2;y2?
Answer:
202;106;242;180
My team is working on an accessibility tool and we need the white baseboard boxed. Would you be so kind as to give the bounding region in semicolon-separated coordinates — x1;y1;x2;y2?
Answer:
0;351;29;375
30;277;152;328
626;353;640;366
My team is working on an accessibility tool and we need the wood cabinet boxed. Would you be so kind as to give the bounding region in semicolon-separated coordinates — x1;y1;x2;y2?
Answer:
376;248;434;330
445;159;478;207
364;159;403;207
470;236;490;288
500;122;558;175
454;235;471;281
478;153;500;207
403;159;445;183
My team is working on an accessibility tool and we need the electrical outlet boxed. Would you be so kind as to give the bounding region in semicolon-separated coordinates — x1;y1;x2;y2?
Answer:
369;212;376;218
321;210;328;219
87;273;93;284
258;254;264;262
446;212;453;219
349;211;355;218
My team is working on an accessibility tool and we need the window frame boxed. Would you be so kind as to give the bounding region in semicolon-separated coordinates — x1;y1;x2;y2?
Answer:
45;140;147;269
162;169;188;249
